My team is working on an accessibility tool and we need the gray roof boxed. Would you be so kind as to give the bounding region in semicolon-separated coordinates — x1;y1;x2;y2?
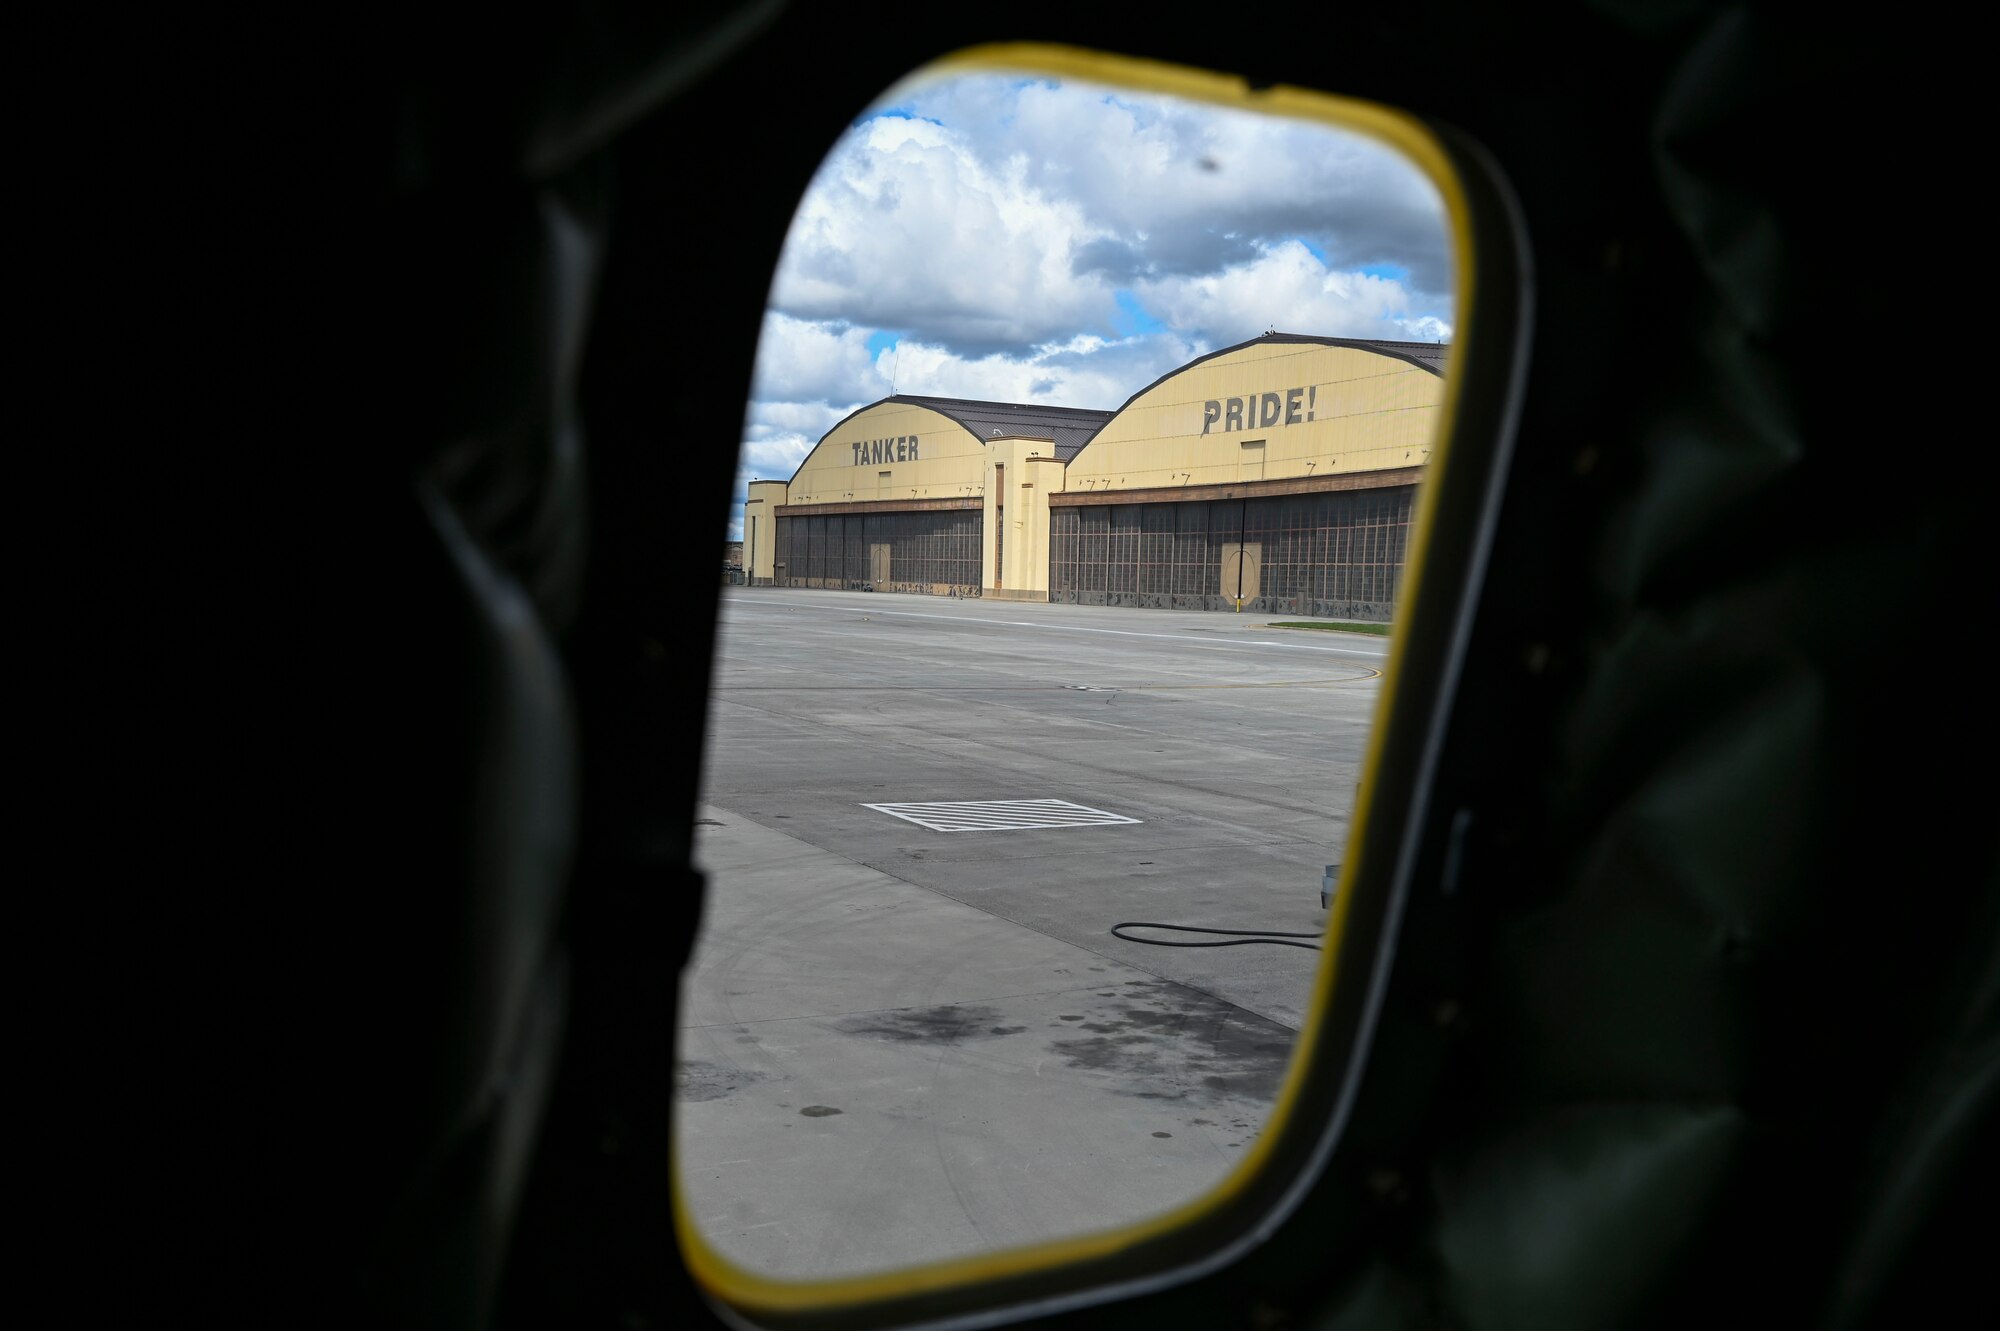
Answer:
1326;336;1450;377
892;395;1115;463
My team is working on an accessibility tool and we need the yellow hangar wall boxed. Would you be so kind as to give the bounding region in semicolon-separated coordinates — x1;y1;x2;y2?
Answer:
768;399;993;595
1065;340;1441;492
765;401;1071;598
786;400;988;506
746;339;1442;611
1049;338;1441;619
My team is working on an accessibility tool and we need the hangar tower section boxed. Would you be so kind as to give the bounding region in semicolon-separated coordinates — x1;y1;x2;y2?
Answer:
1052;335;1447;619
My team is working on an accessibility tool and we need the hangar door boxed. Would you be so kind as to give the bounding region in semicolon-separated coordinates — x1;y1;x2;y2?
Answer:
1221;542;1262;603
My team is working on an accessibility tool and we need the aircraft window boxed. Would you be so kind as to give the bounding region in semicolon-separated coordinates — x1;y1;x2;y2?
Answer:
682;43;1477;1321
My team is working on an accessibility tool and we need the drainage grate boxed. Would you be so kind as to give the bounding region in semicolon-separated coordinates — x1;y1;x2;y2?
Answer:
862;798;1142;832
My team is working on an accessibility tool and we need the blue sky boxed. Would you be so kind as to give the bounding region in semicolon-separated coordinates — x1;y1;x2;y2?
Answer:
730;73;1454;538
1111;290;1166;337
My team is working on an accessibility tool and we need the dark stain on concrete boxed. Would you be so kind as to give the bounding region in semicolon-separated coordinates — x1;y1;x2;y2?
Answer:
1045;980;1296;1106
1152;1131;1172;1138
1058;1014;1085;1021
831;1003;1023;1045
799;1105;843;1118
677;1060;765;1103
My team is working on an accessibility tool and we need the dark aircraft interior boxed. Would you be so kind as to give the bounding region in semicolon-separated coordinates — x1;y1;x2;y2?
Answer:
157;4;1987;1328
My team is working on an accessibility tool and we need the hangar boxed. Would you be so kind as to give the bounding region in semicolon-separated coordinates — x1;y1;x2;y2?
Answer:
743;333;1448;619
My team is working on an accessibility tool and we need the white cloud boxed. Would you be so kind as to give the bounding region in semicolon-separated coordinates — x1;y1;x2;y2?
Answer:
873;331;1201;409
737;432;817;484
747;313;891;405
895;77;1456;294
746;399;855;439
1139;240;1452;346
767;112;1121;351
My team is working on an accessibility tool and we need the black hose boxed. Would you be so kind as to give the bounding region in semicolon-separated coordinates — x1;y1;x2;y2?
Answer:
1110;922;1321;951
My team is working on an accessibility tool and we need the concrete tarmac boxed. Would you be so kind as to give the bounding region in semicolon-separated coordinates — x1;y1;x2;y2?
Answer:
677;588;1390;1279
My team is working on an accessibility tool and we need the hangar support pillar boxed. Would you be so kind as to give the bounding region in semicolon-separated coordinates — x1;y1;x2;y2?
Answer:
743;480;788;585
980;435;1063;601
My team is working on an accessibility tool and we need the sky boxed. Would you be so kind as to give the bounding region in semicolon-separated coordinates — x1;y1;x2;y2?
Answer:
727;74;1455;540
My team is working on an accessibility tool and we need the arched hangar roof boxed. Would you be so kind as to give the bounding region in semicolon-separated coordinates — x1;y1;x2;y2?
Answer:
787;338;1446;485
905;395;1116;461
1101;332;1449;418
1062;333;1451;489
791;395;1115;482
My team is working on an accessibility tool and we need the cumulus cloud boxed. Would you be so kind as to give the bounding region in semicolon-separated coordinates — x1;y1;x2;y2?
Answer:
739;431;818;480
746;399;853;438
880;331;1203;408
896;77;1456;294
1138;240;1453;346
767;114;1118;353
747;313;891;406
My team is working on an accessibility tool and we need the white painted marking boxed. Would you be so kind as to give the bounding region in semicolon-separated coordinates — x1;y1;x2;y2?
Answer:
736;599;1390;658
863;798;1142;833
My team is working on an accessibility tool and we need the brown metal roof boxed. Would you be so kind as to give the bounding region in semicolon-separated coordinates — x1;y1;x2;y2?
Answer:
891;395;1116;463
